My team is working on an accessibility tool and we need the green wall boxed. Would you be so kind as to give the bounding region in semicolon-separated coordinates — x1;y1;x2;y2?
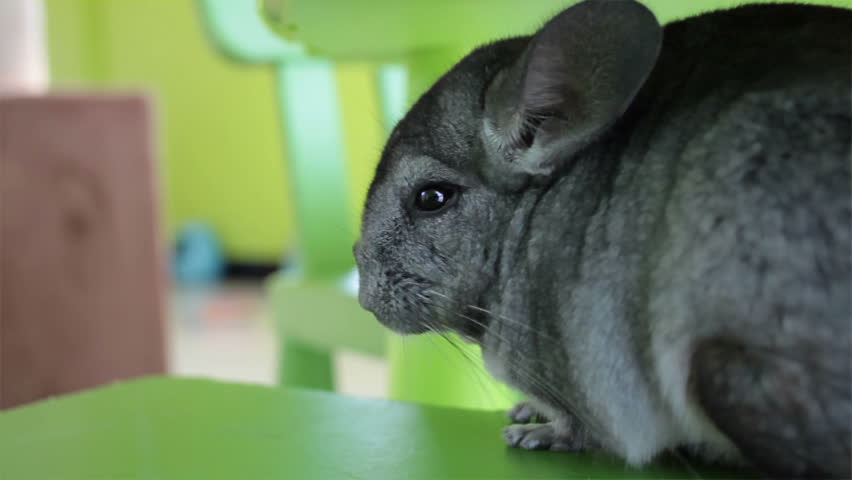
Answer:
46;0;294;263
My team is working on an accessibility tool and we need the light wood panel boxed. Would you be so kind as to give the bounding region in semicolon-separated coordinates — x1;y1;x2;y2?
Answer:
0;94;166;409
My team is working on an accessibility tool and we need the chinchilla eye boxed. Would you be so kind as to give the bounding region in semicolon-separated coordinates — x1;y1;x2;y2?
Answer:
414;184;456;212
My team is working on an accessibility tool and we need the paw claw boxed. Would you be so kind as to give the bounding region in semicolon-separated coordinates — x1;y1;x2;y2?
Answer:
502;426;524;447
521;438;544;450
504;423;558;451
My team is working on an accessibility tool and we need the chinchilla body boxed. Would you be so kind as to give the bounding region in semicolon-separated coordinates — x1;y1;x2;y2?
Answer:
355;1;851;477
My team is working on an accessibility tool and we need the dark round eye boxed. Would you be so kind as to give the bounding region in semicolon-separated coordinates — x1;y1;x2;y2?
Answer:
414;185;456;212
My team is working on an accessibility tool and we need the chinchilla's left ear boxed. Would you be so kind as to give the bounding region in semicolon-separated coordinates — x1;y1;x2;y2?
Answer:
483;0;661;178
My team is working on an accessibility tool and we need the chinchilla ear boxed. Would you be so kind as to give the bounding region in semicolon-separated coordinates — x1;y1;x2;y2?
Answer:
483;0;661;178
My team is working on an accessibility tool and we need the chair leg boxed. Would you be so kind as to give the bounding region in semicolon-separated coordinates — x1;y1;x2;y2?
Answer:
280;338;335;391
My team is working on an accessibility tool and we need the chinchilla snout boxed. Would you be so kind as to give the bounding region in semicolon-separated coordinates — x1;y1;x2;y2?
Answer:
353;240;435;335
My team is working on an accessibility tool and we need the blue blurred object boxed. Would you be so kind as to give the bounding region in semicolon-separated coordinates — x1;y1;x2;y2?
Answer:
173;222;225;286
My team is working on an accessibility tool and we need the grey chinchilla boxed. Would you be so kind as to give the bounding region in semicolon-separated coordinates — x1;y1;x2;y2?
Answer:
354;0;851;477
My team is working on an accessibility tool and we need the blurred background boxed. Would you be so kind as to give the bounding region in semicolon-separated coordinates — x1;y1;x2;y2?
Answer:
1;0;398;408
44;0;294;387
2;0;546;414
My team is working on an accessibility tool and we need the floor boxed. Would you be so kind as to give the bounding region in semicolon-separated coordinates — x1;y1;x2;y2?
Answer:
167;281;389;398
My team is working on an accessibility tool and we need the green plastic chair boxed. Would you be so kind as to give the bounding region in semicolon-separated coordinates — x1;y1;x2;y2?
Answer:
197;0;516;410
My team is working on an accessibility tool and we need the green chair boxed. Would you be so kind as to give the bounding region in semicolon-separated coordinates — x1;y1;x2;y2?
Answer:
198;0;515;409
0;377;751;480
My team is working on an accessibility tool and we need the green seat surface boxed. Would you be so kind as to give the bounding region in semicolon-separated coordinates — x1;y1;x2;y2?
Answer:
0;378;750;479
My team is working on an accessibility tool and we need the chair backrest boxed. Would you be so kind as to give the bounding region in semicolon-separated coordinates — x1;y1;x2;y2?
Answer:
197;0;302;62
199;0;381;281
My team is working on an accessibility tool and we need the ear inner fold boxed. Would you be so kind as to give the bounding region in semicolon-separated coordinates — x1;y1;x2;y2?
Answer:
483;0;662;177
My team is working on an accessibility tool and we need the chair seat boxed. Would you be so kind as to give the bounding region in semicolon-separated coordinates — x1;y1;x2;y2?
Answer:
0;377;750;479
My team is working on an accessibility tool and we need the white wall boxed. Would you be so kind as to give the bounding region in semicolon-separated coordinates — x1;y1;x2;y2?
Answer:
0;0;48;94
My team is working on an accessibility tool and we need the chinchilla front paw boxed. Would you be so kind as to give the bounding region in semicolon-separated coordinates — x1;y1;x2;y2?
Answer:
507;401;549;424
503;422;598;452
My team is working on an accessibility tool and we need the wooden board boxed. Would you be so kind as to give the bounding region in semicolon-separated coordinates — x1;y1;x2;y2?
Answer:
0;94;167;409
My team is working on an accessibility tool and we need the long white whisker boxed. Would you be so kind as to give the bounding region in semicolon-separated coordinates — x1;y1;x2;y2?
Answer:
418;288;607;440
439;332;511;407
420;323;499;406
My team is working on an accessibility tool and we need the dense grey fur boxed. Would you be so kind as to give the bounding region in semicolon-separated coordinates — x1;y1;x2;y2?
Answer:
355;1;851;477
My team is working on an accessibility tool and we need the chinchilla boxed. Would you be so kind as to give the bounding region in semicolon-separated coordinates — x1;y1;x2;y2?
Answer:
354;0;851;477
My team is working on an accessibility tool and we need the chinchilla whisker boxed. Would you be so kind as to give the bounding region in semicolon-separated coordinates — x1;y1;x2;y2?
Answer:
424;305;580;418
411;293;495;381
422;309;542;411
464;307;565;347
428;295;563;349
422;297;605;440
419;290;565;350
466;304;560;338
421;289;448;299
418;291;604;436
425;290;539;334
418;293;517;348
421;325;498;403
455;322;602;435
456;312;515;345
438;332;509;407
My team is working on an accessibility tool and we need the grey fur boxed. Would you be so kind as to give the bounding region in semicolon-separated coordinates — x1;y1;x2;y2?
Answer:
355;1;851;477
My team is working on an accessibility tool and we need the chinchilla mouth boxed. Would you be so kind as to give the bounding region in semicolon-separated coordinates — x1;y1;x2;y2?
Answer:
415;288;491;342
457;303;489;342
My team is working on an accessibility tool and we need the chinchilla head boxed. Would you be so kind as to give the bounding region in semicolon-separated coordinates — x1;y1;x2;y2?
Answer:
355;0;662;339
